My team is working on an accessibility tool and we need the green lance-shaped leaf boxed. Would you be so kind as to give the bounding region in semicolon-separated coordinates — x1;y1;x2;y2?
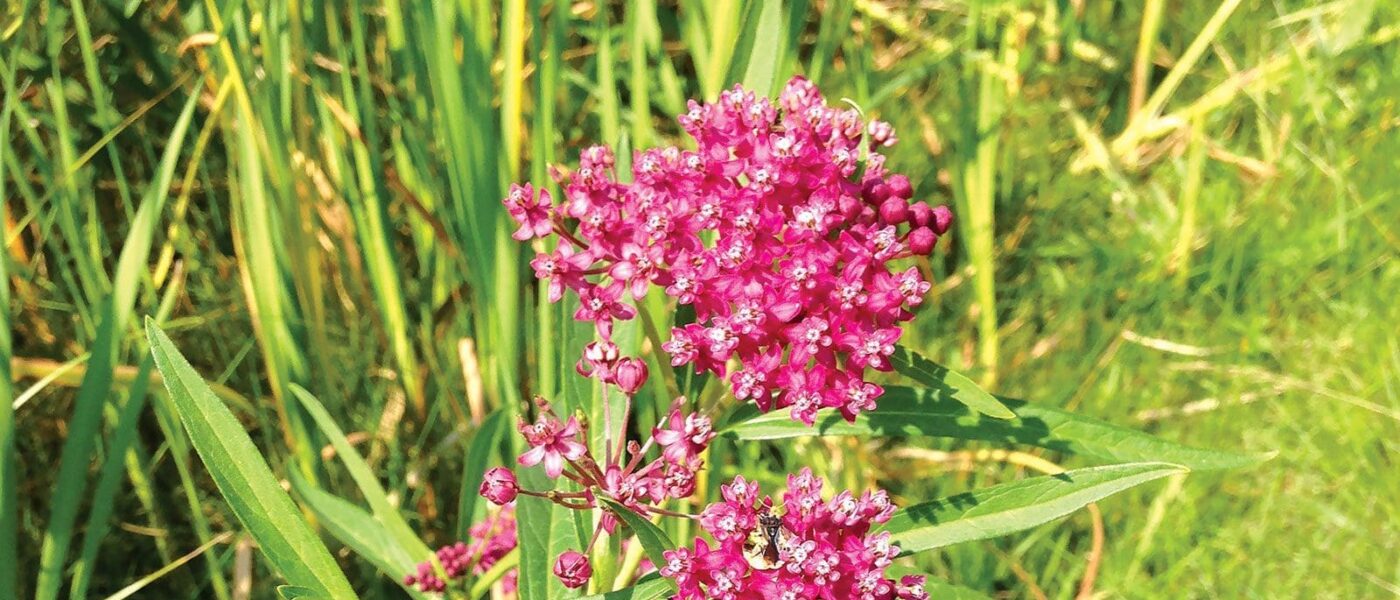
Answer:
723;385;1269;471
514;465;555;600
890;345;1014;419
600;498;679;572
145;319;358;599
290;384;431;560
877;462;1187;555
288;471;429;599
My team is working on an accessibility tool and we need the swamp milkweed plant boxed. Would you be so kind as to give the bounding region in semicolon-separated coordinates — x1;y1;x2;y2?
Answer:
139;76;1261;600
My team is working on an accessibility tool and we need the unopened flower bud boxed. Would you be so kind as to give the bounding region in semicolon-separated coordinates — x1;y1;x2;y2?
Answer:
908;227;937;255
480;467;519;505
614;357;649;395
931;205;953;235
878;198;909;224
886;174;913;199
554;550;592;589
908;202;933;227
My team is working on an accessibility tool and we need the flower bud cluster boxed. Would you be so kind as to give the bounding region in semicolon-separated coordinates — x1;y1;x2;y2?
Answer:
403;505;518;595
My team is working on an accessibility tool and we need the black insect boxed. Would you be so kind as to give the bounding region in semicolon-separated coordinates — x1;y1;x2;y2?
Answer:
743;510;793;570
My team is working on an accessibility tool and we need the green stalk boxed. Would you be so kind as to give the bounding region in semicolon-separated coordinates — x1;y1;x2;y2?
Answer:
628;0;653;149
1173;116;1206;287
0;65;15;599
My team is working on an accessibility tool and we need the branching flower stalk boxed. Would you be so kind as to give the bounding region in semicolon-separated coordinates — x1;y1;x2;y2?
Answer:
412;76;951;597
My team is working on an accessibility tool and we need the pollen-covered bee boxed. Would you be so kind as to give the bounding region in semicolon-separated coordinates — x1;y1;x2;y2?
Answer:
742;509;796;571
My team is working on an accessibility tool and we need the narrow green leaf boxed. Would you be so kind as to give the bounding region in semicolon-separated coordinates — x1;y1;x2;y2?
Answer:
546;499;586;599
726;0;786;97
459;409;507;538
276;586;322;600
290;384;430;559
145;319;358;599
890;345;1014;419
724;386;1269;471
576;575;674;600
600;499;678;576
878;462;1187;555
0;91;17;595
515;466;554;600
288;471;428;598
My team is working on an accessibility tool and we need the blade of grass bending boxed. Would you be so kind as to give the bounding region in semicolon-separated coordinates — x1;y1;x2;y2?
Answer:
339;0;426;417
34;88;202;600
288;471;430;599
469;548;520;599
290;385;432;559
145;320;358;598
69;266;189;599
99;531;235;600
458;409;507;537
0;91;14;598
876;463;1187;555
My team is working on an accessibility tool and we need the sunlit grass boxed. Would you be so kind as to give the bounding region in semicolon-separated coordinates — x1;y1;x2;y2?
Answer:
3;0;1397;598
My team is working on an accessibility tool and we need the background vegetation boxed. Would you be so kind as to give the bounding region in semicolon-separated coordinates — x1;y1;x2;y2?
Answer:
3;0;1397;598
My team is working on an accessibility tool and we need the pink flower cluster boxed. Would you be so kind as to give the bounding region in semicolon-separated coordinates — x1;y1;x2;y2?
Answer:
404;505;518;595
506;76;951;425
660;470;927;600
483;397;716;589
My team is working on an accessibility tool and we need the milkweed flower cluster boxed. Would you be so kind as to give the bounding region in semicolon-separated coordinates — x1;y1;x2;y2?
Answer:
506;76;951;425
481;396;716;590
660;470;927;600
403;505;518;595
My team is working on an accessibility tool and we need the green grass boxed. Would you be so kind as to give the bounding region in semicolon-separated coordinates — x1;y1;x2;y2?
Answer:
3;0;1398;598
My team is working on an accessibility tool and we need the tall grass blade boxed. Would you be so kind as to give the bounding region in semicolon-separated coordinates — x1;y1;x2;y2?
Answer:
458;409;507;537
70;267;187;599
34;88;202;600
289;385;431;559
0;85;14;599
